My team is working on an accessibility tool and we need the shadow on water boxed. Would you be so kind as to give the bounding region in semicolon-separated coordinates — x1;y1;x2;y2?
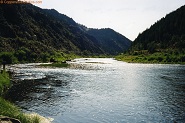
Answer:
4;59;185;122
5;79;44;102
5;74;71;113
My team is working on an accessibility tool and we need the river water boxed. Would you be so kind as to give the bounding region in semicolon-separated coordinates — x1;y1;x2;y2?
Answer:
6;58;185;123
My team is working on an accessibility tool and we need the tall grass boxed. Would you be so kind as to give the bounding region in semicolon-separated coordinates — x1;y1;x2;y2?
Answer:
0;70;10;96
115;52;185;64
0;97;40;123
0;71;41;123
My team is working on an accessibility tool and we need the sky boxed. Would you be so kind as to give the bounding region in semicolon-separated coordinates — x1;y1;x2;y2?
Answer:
35;0;185;41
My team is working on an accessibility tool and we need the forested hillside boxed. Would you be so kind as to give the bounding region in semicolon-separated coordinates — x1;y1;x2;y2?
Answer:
0;4;105;63
132;5;185;52
0;3;132;63
80;26;131;55
116;5;185;63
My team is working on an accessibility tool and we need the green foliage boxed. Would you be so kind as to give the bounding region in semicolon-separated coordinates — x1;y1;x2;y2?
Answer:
0;50;50;64
0;47;80;64
0;72;40;123
132;5;185;52
40;53;50;62
49;51;79;62
84;28;131;55
0;4;131;59
15;50;27;62
123;5;185;64
116;50;185;64
0;37;53;63
0;97;40;123
0;71;10;96
0;52;18;64
0;4;105;56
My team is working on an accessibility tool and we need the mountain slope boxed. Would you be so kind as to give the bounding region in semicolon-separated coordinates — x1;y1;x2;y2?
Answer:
79;25;131;55
0;4;103;57
131;5;185;52
0;3;132;63
116;5;185;63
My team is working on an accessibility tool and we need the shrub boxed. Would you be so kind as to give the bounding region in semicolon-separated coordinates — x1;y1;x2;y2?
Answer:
0;97;40;123
0;52;18;64
0;71;10;96
157;56;163;62
148;56;155;61
180;55;185;62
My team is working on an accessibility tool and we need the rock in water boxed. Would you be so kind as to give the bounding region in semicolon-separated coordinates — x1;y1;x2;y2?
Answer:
0;116;21;123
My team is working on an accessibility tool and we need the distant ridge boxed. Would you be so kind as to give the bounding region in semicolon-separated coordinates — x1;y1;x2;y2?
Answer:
0;3;131;63
131;5;185;52
0;4;103;54
79;25;131;55
116;5;185;63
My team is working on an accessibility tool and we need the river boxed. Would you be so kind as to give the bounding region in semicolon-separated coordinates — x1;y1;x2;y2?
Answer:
6;58;185;123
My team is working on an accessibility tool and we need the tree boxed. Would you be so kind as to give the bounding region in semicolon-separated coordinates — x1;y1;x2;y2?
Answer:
0;52;17;64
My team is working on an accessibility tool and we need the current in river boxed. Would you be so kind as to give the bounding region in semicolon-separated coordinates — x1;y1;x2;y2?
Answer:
6;58;185;123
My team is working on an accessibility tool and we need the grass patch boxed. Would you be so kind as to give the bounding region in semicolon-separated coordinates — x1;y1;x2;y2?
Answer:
115;51;185;64
0;72;41;123
0;71;10;96
0;97;40;123
40;63;69;68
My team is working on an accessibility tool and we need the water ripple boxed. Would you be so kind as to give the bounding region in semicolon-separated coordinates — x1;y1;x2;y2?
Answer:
6;58;185;123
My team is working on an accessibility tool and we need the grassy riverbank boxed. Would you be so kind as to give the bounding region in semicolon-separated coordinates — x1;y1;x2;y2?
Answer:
115;51;185;64
0;97;40;123
0;71;10;96
0;71;41;123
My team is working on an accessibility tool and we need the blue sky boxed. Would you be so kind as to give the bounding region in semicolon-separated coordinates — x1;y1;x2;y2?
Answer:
35;0;185;40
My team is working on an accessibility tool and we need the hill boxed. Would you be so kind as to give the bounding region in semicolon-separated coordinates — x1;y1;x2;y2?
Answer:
116;5;185;63
79;26;131;55
0;3;131;63
0;4;103;52
0;4;103;63
132;5;185;52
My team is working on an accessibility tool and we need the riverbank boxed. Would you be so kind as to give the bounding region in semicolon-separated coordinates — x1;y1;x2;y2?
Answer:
115;52;185;64
0;71;10;96
0;71;51;123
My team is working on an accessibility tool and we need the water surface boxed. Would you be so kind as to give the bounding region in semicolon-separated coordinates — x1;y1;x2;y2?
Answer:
6;58;185;123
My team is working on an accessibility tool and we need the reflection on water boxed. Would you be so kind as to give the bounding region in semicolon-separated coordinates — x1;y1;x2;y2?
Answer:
6;58;185;123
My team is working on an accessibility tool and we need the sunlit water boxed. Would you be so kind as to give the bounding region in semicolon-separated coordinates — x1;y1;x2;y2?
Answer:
6;58;185;123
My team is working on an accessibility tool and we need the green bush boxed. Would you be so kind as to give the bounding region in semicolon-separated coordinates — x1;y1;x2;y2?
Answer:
0;97;40;123
0;71;10;96
179;55;185;62
0;52;18;64
148;56;155;61
15;50;27;62
157;56;163;62
0;72;40;123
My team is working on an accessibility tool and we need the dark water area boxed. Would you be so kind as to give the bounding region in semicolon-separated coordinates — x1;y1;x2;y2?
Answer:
6;58;185;123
